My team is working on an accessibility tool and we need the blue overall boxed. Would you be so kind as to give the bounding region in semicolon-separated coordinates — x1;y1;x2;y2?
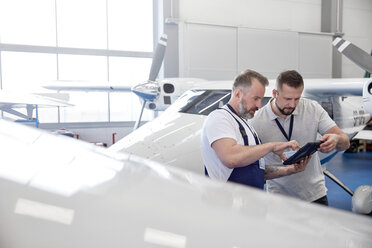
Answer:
205;105;265;189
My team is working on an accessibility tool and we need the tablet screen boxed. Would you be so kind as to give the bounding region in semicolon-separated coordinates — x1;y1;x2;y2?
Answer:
283;141;322;165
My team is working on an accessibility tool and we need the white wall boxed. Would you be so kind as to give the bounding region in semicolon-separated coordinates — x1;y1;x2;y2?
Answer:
342;0;372;77
179;0;322;33
179;23;333;80
177;0;372;78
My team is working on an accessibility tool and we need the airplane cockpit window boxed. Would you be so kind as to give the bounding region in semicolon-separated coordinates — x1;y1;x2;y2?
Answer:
169;90;231;116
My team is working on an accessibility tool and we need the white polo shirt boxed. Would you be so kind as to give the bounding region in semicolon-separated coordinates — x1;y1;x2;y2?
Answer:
250;98;336;201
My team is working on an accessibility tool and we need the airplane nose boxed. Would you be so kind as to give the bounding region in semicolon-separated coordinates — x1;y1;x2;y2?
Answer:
131;81;160;101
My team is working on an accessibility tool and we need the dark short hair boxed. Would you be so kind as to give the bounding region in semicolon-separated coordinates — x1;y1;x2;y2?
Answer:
276;70;303;91
233;69;269;92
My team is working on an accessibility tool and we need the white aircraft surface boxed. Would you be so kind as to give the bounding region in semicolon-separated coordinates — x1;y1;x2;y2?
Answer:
0;119;372;248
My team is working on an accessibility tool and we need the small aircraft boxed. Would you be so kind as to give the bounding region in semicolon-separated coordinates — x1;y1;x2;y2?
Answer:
0;119;371;248
44;35;372;195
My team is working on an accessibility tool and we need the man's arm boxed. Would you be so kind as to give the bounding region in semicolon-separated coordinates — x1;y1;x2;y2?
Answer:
319;126;350;153
211;138;300;169
264;156;310;180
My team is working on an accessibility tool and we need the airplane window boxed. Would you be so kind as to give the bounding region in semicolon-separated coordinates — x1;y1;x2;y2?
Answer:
321;101;333;119
173;90;231;116
262;97;270;107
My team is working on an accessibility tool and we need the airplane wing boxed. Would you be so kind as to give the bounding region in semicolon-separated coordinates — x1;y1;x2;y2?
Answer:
0;119;372;247
0;90;73;121
0;91;72;108
43;34;168;129
352;130;372;140
302;78;370;97
43;80;132;92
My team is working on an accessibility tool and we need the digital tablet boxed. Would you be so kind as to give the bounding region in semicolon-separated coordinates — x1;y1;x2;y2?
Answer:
283;141;322;165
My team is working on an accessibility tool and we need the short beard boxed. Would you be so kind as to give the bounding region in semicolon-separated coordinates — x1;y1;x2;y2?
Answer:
275;100;295;116
237;99;255;119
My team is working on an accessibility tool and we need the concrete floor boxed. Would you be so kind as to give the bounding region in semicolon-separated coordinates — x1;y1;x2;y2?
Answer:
325;151;372;212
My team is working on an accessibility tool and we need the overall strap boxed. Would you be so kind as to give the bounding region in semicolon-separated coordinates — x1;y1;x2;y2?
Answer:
274;114;294;141
226;104;260;144
205;106;249;177
205;106;264;189
220;108;249;146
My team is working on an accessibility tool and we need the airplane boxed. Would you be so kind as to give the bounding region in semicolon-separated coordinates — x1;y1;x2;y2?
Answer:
0;119;372;248
44;35;372;198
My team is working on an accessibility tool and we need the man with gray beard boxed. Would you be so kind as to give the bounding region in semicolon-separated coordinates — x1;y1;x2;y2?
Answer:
201;69;310;189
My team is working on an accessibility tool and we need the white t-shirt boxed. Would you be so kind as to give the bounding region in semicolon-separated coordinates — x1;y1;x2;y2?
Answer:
201;105;263;182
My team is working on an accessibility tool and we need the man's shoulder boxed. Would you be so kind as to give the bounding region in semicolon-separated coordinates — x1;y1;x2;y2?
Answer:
206;107;233;123
208;107;229;117
300;98;323;111
251;103;271;123
301;98;320;106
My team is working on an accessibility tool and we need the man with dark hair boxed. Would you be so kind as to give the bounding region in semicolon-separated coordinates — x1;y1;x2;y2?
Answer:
201;69;310;189
250;70;350;205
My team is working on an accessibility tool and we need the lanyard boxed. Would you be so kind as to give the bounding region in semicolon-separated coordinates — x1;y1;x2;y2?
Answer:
226;104;260;144
274;115;294;141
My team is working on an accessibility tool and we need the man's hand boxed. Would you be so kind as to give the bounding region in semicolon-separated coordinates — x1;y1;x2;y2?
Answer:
319;133;339;153
272;140;300;160
264;155;311;180
288;155;311;174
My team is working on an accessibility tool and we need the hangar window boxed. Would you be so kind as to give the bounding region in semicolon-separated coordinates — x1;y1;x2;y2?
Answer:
169;90;231;116
0;0;154;123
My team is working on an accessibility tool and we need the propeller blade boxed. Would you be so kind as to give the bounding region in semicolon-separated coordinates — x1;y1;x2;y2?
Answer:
148;34;168;82
332;37;372;74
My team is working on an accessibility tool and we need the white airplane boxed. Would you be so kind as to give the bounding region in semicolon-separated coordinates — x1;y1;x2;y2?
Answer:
0;119;372;248
44;35;372;195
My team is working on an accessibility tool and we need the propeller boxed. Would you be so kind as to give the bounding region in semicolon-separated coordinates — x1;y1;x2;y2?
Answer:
332;37;372;74
131;34;168;130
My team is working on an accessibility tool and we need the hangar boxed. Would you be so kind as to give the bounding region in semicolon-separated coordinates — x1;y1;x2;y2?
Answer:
0;0;371;247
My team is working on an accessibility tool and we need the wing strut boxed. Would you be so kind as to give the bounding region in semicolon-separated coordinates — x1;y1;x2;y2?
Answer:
323;169;354;196
133;100;146;130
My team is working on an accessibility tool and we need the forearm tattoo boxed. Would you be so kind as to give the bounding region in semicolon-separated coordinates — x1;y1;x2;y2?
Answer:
265;165;279;175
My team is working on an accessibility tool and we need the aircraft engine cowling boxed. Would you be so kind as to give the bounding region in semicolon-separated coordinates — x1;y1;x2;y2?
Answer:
363;80;372;116
144;82;177;111
147;78;205;111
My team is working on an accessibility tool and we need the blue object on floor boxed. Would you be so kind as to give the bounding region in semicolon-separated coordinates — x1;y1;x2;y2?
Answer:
325;151;372;212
